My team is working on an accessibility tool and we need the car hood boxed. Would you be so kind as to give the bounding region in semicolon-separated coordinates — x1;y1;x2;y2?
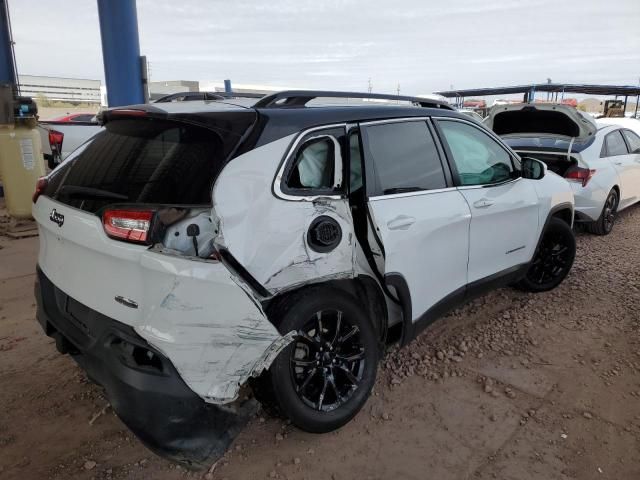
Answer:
483;103;597;141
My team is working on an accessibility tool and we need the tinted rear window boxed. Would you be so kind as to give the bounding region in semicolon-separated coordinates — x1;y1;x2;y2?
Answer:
45;118;225;213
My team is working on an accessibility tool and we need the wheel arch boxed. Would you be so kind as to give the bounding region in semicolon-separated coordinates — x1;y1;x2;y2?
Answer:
264;275;389;343
611;184;620;202
534;201;574;255
550;204;574;227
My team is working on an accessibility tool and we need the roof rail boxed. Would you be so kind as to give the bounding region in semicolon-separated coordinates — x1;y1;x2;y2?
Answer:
253;90;453;110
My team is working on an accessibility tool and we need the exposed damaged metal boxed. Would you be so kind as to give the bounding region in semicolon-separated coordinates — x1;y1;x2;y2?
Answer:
211;134;359;295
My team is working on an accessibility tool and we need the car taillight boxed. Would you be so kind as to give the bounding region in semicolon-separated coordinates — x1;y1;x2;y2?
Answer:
565;167;595;187
109;109;147;117
103;209;154;244
33;177;48;203
48;130;64;154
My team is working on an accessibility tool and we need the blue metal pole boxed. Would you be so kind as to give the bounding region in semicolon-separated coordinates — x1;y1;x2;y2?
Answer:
224;79;232;94
0;0;17;86
96;0;144;107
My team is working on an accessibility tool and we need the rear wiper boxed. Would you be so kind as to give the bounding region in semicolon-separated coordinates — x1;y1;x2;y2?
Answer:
383;186;423;195
58;185;129;201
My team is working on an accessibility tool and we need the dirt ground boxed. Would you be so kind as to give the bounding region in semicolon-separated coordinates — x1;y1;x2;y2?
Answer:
1;205;639;480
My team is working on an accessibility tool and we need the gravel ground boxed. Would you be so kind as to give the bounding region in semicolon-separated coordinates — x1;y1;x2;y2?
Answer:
1;205;639;480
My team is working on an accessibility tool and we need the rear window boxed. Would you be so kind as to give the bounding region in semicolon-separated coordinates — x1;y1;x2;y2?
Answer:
603;130;628;157
45;118;225;213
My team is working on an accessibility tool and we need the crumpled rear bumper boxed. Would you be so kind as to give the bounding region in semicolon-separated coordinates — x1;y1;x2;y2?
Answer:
34;266;255;468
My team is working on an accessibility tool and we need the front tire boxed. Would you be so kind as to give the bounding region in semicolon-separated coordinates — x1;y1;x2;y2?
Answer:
517;217;576;292
265;287;379;433
587;189;618;235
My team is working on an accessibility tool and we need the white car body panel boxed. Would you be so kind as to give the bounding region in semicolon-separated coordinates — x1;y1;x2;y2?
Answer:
212;135;357;293
367;190;471;321
33;195;292;404
529;171;575;225
457;178;540;283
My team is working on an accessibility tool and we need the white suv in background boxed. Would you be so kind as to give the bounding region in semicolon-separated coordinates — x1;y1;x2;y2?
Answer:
32;91;576;467
485;103;640;234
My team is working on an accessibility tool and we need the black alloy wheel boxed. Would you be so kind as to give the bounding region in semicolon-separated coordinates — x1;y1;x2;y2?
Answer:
518;217;576;292
587;189;618;235
263;287;378;433
290;309;365;412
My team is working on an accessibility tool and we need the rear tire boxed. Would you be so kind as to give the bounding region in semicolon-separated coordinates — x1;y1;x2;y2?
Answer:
517;217;576;292
263;287;379;433
586;189;618;235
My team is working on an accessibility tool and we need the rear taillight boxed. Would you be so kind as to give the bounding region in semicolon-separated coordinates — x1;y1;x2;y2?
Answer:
103;209;154;244
33;177;48;203
565;167;596;187
48;129;64;154
109;109;147;117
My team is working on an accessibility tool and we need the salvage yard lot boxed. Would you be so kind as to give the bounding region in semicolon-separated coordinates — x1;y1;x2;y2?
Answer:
1;206;639;480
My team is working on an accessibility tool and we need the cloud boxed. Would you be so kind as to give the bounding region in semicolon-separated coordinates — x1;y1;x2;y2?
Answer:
7;0;640;95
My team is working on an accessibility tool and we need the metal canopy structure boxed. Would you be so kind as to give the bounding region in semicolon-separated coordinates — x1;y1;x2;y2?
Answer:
436;83;640;98
436;83;640;116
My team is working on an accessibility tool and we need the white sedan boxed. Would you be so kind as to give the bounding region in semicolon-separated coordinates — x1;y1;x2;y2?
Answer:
485;104;640;234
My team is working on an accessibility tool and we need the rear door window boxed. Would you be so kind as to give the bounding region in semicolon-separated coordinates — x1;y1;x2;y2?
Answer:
288;137;335;189
282;127;345;196
622;129;640;153
361;120;447;196
603;130;629;157
44;118;225;213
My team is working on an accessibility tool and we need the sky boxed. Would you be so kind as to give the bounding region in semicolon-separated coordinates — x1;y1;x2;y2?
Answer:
8;0;640;96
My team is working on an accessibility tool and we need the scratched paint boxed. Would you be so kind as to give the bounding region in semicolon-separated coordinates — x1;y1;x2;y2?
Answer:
134;258;293;404
212;134;357;295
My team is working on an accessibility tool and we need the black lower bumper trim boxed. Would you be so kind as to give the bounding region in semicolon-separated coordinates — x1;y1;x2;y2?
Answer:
35;266;255;468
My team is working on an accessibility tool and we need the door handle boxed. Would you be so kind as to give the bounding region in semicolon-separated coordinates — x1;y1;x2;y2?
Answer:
473;199;494;208
614;161;623;166
387;215;416;230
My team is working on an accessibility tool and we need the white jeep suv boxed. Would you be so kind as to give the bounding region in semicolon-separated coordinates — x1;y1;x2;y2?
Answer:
32;91;576;466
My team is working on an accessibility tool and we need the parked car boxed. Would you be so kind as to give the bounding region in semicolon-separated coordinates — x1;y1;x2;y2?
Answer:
38;118;102;169
458;108;484;122
48;112;97;123
484;103;640;234
32;91;576;466
596;116;640;137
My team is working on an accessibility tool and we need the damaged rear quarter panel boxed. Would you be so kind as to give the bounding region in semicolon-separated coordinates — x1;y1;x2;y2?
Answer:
135;252;294;404
211;134;356;293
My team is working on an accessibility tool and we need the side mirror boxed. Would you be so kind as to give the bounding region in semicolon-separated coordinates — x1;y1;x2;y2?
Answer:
521;157;546;180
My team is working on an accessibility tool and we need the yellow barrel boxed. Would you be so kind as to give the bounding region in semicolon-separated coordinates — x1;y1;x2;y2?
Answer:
0;119;46;219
